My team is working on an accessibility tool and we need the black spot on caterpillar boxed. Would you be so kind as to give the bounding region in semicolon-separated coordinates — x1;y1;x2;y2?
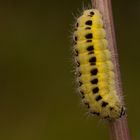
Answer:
87;46;94;51
92;87;99;94
89;57;96;63
85;20;92;26
85;27;91;30
91;79;98;84
85;33;93;39
86;40;92;42
96;95;102;101
91;69;98;75
101;101;108;107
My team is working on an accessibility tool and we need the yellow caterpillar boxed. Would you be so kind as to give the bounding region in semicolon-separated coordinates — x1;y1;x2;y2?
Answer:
73;9;125;120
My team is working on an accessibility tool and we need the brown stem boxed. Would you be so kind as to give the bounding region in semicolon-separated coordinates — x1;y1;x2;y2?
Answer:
91;0;131;140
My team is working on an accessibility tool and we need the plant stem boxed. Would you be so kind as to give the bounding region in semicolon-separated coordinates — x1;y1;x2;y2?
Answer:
91;0;131;140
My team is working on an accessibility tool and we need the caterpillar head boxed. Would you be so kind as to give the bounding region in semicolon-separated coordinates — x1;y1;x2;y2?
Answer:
109;105;126;120
119;106;126;117
83;9;101;17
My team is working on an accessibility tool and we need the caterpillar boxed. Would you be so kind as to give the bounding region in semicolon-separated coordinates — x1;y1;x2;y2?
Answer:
73;9;125;120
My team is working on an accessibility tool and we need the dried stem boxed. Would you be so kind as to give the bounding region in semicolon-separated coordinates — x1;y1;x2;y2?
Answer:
91;0;131;140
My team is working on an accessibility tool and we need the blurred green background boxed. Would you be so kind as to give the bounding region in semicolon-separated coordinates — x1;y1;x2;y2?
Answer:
0;0;139;140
